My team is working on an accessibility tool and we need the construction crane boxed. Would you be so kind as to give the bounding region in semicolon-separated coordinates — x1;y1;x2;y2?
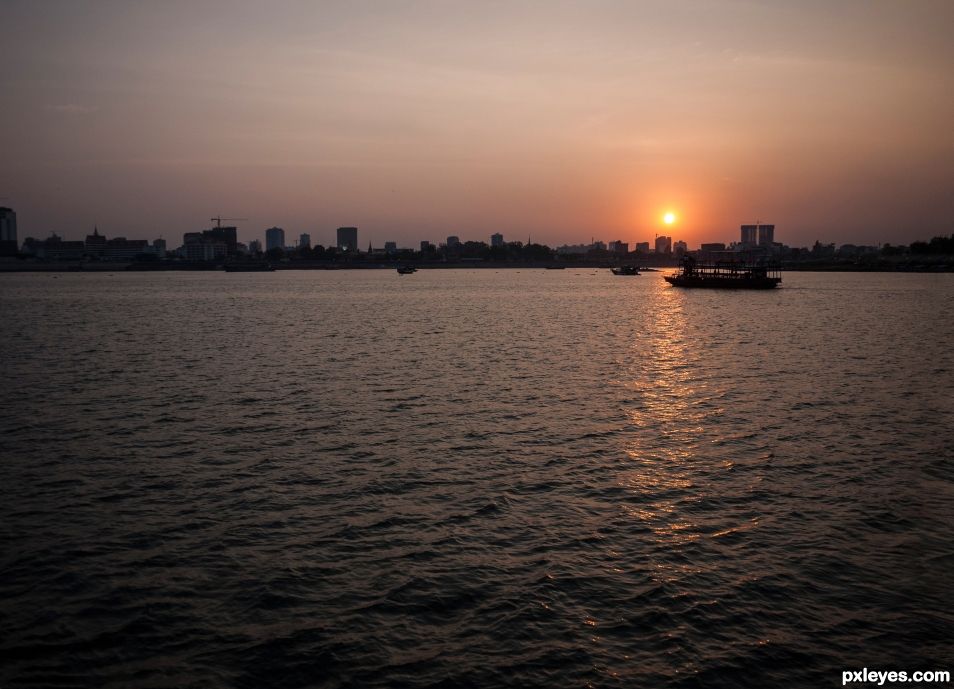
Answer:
210;216;248;228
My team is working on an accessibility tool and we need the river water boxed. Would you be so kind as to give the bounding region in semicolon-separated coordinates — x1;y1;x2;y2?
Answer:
2;269;952;688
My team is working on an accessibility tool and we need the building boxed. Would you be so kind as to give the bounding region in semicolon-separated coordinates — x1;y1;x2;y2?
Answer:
556;243;589;255
741;225;757;246
103;237;149;260
299;233;311;249
85;227;107;256
384;241;397;254
446;235;461;248
337;227;358;252
491;233;504;247
0;207;18;255
420;240;435;252
248;239;262;254
758;224;775;246
183;230;227;260
635;242;650;254
200;226;237;255
21;234;86;259
608;240;629;254
153;239;167;258
700;243;726;252
265;227;285;251
673;240;688;256
655;235;672;254
183;242;221;261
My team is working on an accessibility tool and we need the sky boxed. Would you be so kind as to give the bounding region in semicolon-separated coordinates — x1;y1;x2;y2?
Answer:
2;0;952;249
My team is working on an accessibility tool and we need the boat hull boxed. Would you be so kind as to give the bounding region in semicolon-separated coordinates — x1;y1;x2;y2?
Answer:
664;275;780;289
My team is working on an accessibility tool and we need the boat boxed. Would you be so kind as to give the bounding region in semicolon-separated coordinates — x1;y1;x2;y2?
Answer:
664;256;781;289
396;266;417;274
545;266;566;270
224;260;275;272
610;265;640;276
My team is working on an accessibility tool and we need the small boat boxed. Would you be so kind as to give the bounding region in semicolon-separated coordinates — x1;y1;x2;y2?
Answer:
545;265;566;270
664;256;781;289
610;265;640;276
396;266;417;274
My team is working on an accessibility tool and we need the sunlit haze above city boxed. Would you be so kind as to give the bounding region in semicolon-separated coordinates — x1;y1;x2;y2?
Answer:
2;0;952;249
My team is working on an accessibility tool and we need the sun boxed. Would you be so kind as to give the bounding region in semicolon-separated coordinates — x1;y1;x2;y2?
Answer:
663;212;676;225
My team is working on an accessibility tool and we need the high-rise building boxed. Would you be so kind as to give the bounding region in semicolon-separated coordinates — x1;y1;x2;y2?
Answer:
741;225;757;246
655;235;672;254
446;235;461;248
0;207;17;243
265;227;285;251
635;242;650;254
758;224;775;246
299;233;311;249
384;241;397;253
337;227;358;252
491;233;504;247
153;238;167;258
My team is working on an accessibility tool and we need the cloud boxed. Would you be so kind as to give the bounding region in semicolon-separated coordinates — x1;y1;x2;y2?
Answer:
47;104;99;114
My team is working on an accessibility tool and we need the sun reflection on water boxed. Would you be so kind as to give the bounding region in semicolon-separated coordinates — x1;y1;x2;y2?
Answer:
617;283;755;582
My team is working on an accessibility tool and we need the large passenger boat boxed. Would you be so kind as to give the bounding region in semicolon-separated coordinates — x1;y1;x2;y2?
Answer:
665;256;781;289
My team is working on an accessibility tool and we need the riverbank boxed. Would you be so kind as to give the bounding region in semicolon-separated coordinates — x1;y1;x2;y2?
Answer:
1;258;952;272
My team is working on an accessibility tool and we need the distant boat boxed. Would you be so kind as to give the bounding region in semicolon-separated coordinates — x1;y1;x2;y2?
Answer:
545;265;566;270
664;256;781;289
610;265;640;276
224;260;275;272
396;266;417;274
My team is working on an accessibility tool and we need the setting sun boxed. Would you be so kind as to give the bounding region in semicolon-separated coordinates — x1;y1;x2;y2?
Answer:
663;212;676;225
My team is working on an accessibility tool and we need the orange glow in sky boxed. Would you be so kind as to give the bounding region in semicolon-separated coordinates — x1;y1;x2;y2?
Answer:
2;1;952;249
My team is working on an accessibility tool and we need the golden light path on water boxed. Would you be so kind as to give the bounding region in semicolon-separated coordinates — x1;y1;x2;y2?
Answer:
619;283;762;597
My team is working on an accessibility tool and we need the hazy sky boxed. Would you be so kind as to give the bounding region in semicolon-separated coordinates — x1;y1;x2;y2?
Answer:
2;0;952;248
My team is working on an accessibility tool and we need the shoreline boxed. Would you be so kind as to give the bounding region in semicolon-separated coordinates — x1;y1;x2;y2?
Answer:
0;260;951;273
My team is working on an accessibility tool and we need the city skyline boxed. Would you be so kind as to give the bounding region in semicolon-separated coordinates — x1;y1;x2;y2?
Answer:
2;1;952;248
5;209;949;255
